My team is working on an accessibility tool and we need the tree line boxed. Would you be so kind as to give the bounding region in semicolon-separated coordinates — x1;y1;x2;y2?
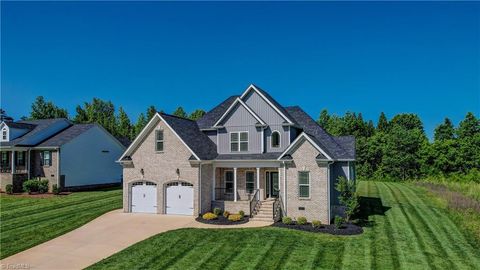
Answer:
7;96;479;181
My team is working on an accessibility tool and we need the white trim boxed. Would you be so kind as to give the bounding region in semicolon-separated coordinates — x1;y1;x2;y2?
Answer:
233;168;237;202
212;164;216;200
199;163;202;214
261;128;264;153
278;132;333;161
347;161;351;180
256;167;260;198
1;125;9;142
213;97;266;127
271;130;281;149
240;84;294;124
298;171;311;199
118;113;200;161
283;162;286;210
229;131;249;152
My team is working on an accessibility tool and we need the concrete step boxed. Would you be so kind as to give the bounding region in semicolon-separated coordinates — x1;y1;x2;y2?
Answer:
254;214;273;219
257;210;273;215
251;217;274;222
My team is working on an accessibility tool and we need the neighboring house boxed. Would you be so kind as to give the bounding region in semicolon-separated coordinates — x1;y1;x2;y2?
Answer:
119;85;355;224
0;118;126;192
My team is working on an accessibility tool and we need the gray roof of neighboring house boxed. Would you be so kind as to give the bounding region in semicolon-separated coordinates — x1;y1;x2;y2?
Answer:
215;152;282;160
160;113;218;160
0;118;71;147
284;106;355;160
3;122;36;130
197;95;238;129
36;124;96;147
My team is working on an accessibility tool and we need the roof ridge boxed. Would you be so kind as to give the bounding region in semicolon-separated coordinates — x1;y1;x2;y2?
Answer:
159;112;195;122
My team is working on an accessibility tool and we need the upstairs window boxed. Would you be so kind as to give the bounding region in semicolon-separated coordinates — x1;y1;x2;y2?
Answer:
155;130;164;152
41;151;52;166
230;132;248;152
298;171;310;198
271;131;281;148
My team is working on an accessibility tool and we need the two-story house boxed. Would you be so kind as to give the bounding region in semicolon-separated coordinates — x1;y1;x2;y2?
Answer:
119;84;355;223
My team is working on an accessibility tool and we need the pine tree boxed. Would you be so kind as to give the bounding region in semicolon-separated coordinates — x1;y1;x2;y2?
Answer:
434;118;455;141
146;106;157;121
172;107;188;118
317;109;330;129
117;107;132;139
134;113;147;137
377;112;389;132
0;109;13;122
457;112;479;139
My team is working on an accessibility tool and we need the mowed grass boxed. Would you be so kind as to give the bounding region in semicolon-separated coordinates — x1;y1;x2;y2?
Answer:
88;182;480;270
0;188;122;259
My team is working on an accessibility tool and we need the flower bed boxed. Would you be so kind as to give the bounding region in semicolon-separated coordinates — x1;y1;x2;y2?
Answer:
272;221;363;235
195;215;249;225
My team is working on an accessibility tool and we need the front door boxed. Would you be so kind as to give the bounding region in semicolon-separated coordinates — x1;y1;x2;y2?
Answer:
265;171;279;198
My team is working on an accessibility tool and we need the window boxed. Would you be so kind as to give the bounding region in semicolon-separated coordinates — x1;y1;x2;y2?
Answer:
155;130;164;152
230;132;248;152
1;152;8;167
271;131;280;148
41;151;52;166
246;171;255;194
298;171;310;198
16;152;25;166
225;171;234;193
2;129;6;140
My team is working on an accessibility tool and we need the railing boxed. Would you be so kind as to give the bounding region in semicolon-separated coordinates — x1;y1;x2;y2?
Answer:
0;168;28;174
249;189;260;217
273;195;285;222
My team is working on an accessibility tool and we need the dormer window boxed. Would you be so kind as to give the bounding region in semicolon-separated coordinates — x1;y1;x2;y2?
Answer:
271;131;280;148
230;132;248;152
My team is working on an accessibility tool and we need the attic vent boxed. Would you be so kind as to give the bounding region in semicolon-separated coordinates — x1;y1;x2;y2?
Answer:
101;150;110;153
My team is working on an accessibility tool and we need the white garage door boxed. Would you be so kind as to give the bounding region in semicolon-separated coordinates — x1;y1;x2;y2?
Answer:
131;181;157;213
166;182;194;215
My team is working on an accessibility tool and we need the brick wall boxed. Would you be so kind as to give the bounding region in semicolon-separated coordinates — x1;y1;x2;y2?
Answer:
31;150;58;191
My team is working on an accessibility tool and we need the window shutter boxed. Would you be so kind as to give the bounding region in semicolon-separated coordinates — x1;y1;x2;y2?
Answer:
40;152;44;166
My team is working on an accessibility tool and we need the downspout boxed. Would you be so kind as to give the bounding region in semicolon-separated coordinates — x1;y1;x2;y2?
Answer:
327;161;334;224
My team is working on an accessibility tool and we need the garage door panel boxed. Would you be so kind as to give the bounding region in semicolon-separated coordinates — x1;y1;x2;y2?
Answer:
166;182;194;215
131;182;157;213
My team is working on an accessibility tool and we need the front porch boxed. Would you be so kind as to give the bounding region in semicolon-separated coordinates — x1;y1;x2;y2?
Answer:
1;150;30;192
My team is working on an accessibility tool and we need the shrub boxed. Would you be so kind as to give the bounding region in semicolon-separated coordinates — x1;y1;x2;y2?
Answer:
52;184;61;195
202;212;218;220
5;184;13;194
334;216;345;229
312;220;322;228
282;216;293;225
223;211;230;218
297;216;307;225
23;179;39;193
38;180;49;194
213;207;222;216
238;210;245;217
335;176;359;222
228;214;242;222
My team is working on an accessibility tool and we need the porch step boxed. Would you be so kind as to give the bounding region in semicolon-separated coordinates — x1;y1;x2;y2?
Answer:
250;199;276;222
250;217;274;222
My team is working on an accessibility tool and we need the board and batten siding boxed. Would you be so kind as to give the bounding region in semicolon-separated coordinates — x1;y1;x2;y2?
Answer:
60;125;124;187
329;162;349;206
264;125;289;153
243;91;285;124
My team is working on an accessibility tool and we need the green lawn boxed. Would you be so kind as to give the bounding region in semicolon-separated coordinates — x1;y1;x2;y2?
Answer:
0;188;122;259
88;182;480;270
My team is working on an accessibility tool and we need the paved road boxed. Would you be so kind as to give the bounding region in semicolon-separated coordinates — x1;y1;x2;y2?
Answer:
0;210;271;270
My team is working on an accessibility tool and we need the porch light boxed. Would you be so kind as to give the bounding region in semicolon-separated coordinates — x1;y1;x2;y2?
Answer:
140;168;144;176
176;168;180;175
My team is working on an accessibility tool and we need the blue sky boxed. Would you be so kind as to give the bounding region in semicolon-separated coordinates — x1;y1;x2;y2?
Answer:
2;2;479;138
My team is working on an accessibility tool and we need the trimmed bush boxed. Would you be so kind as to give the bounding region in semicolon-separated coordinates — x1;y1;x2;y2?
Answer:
228;214;242;222
52;184;61;195
312;220;322;228
238;210;245;217
38;180;49;193
202;212;218;220
334;216;345;229
23;179;39;193
297;216;307;225
282;216;293;225
213;207;222;216
5;184;13;194
223;211;230;218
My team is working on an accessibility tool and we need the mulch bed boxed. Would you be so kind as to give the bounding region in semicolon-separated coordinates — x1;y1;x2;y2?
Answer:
272;221;363;235
195;216;250;225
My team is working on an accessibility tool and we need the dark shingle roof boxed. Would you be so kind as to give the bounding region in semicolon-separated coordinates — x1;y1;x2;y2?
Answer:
36;124;96;147
333;136;356;160
4;122;36;130
285;106;354;160
251;84;297;125
197;95;238;129
215;152;282;160
161;113;218;160
0;118;70;147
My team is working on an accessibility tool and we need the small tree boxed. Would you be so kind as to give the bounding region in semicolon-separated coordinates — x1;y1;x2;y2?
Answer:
335;176;359;222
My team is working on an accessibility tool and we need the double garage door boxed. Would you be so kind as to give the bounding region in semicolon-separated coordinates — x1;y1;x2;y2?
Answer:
131;181;193;215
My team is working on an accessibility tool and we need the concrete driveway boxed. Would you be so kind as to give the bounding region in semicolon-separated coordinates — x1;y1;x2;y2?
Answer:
0;210;271;270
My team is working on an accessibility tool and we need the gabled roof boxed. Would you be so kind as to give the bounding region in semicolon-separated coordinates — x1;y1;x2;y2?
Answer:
36;124;96;147
0;118;71;147
213;97;266;127
119;113;217;161
283;106;355;160
279;132;333;161
240;84;296;125
197;95;238;129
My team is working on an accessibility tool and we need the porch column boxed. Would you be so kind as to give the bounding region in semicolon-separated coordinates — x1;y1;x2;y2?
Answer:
212;165;216;200
11;151;15;174
233;167;237;202
256;167;260;200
